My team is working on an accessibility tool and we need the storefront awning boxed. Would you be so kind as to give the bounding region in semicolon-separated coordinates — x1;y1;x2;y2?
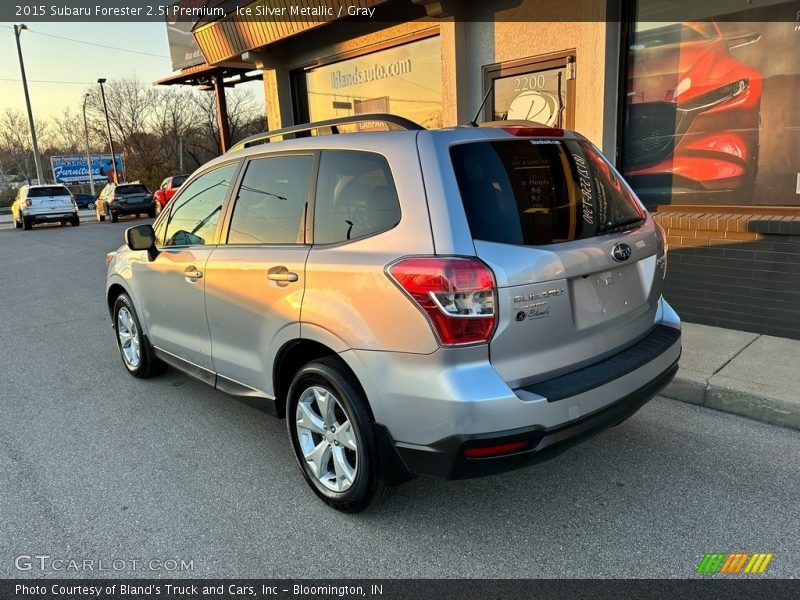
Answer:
191;0;389;64
154;62;262;88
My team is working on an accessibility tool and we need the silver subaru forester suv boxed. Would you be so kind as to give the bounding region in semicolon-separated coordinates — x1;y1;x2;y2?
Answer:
106;115;680;512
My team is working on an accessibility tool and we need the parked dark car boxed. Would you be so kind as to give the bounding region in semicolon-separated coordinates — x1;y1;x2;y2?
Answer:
73;193;96;209
96;183;156;223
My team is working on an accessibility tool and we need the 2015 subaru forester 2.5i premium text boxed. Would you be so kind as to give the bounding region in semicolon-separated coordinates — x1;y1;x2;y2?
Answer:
105;115;680;512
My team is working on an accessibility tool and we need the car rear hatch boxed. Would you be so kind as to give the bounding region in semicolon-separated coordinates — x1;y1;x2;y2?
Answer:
27;186;74;214
448;133;665;388
115;185;150;207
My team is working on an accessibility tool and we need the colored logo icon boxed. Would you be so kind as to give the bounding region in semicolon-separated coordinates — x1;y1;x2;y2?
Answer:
697;552;774;574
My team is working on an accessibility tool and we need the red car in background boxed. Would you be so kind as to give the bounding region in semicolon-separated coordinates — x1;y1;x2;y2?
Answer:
153;175;189;214
623;21;762;203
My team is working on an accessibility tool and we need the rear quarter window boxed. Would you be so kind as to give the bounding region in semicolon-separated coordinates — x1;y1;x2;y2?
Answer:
450;139;643;246
313;150;401;245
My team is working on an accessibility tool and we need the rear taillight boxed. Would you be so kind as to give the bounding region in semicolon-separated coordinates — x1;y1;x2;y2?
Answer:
25;199;32;207
113;195;121;201
387;257;496;346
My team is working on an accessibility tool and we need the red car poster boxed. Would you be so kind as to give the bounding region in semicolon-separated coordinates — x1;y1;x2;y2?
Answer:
623;7;800;206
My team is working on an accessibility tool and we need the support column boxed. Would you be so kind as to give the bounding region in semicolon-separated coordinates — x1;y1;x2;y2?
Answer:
214;74;231;153
243;50;294;131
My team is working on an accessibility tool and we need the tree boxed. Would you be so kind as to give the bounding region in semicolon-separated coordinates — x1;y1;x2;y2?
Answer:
0;75;266;193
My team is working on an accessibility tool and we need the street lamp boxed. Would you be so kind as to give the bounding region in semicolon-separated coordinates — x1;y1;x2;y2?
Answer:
97;78;120;184
82;92;95;197
14;23;45;184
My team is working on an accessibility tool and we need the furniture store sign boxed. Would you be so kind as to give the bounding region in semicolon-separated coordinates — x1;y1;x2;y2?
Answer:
50;154;124;184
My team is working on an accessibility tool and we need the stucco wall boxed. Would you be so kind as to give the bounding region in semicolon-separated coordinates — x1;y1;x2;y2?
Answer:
453;1;616;153
256;1;619;153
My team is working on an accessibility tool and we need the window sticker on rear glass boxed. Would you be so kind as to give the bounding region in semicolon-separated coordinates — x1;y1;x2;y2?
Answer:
572;153;594;224
529;139;560;144
595;176;609;226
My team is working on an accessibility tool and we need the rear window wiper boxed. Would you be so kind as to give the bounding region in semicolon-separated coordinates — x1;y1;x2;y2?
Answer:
597;216;645;234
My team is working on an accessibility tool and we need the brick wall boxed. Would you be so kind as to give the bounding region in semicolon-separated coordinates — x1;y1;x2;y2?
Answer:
652;208;800;340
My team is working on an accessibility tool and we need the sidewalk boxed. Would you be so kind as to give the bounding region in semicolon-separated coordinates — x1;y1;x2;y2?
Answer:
662;322;800;431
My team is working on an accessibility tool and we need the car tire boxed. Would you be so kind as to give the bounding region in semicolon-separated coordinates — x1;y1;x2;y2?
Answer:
286;357;393;513
112;293;166;379
71;216;80;227
110;211;119;223
22;217;32;230
60;220;67;227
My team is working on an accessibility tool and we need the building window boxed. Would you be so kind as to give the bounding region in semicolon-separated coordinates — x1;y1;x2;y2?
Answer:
483;53;576;128
621;5;800;207
294;35;442;130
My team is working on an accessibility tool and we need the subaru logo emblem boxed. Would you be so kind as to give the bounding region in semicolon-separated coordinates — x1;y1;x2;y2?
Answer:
611;242;632;262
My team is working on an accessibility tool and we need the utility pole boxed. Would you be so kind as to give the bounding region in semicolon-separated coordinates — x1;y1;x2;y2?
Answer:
178;136;184;173
14;24;44;184
97;78;120;184
82;93;95;196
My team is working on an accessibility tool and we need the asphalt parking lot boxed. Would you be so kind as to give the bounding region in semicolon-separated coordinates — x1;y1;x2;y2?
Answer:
1;219;798;579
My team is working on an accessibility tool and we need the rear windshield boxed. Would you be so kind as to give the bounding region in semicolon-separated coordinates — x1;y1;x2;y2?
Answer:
28;186;69;197
450;139;643;246
116;185;149;195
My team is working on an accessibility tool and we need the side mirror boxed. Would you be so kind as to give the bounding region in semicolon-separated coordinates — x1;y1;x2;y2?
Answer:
125;224;159;261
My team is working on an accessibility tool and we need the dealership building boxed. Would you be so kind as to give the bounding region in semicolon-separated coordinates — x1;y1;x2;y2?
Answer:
157;0;800;339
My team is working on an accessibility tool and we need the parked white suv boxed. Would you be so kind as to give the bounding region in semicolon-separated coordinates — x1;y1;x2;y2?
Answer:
106;115;681;512
12;184;80;230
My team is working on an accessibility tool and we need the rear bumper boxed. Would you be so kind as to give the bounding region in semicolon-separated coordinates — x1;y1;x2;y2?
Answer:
350;298;681;481
26;211;77;223
110;203;153;215
387;355;678;480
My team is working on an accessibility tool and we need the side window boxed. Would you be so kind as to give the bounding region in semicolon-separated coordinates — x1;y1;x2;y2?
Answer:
313;150;401;245
164;163;238;247
227;155;313;245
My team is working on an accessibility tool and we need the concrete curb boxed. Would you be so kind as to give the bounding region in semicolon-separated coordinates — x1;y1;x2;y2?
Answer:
661;324;800;431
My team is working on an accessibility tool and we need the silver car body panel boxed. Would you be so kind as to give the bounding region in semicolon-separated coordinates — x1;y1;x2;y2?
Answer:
204;245;309;397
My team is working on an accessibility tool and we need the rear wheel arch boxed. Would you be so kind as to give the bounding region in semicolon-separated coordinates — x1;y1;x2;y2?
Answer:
273;340;370;420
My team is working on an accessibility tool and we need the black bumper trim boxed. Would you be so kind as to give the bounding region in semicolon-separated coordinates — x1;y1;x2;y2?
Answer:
114;205;153;215
385;352;679;480
523;325;681;402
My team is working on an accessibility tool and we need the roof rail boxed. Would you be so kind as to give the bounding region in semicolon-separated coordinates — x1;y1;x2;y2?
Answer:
228;113;424;153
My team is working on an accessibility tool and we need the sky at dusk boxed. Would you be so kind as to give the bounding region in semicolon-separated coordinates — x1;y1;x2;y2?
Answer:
0;21;263;121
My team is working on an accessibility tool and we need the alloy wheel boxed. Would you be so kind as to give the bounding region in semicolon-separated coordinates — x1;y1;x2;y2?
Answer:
295;385;359;492
116;306;141;369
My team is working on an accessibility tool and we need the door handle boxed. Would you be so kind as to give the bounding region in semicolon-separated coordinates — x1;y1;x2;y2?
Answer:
184;266;203;282
267;271;298;283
